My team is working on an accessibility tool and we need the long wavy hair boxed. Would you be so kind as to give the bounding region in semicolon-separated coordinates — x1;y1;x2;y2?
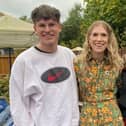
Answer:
77;20;123;74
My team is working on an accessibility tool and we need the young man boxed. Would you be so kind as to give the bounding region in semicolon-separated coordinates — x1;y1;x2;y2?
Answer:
9;4;79;126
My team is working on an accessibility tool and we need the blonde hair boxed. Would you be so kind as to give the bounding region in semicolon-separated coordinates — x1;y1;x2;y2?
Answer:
76;20;123;73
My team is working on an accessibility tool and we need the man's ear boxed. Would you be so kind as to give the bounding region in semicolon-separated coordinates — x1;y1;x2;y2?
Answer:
33;24;36;31
59;23;62;32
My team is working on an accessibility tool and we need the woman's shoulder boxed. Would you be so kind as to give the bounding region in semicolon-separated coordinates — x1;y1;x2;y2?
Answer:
73;54;84;73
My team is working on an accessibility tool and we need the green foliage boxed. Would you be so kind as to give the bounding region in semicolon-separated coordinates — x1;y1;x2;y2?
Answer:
60;4;84;48
19;15;32;23
81;0;126;47
60;40;82;49
0;75;9;102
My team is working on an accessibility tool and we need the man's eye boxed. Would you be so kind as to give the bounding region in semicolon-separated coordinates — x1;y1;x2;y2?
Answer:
39;24;45;27
49;23;55;27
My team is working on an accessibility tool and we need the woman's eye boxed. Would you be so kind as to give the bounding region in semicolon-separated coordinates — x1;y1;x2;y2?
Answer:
101;33;107;37
92;33;98;36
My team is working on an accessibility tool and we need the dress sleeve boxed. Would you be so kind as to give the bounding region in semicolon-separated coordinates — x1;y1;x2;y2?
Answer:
73;58;85;103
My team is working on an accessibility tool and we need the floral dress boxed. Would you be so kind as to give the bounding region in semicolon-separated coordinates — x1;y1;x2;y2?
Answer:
74;58;124;126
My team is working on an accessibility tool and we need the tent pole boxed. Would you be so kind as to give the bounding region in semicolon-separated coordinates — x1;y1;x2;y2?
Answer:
8;48;12;74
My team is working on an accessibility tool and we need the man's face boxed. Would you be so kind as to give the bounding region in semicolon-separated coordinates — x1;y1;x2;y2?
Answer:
34;19;61;47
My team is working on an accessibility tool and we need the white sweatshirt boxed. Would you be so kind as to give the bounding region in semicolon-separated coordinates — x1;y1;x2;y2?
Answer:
9;46;79;126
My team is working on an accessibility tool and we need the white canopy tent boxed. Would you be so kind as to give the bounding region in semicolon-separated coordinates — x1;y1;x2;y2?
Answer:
0;12;36;73
0;12;35;48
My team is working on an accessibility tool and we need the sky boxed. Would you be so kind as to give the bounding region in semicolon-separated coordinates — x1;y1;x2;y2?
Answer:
0;0;83;22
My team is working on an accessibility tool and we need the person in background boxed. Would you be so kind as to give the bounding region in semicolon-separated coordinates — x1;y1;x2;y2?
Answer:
9;4;79;126
117;54;126;125
74;20;124;125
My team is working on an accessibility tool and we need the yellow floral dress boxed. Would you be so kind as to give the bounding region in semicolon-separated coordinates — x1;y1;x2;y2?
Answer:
74;58;124;126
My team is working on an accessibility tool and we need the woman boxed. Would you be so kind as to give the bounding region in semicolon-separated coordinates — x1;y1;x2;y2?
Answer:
74;20;124;125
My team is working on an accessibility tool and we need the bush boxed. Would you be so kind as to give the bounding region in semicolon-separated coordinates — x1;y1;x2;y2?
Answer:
0;75;9;102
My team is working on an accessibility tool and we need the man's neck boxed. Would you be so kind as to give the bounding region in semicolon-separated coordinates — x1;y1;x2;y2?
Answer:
36;43;57;53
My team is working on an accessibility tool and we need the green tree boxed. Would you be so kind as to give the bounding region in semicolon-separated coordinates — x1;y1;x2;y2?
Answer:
60;4;83;48
19;15;32;23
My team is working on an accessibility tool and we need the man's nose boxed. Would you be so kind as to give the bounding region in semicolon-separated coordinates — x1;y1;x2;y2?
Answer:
44;26;50;32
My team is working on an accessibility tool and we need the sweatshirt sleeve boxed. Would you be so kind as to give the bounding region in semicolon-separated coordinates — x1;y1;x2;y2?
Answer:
9;57;35;126
72;69;80;126
71;52;80;126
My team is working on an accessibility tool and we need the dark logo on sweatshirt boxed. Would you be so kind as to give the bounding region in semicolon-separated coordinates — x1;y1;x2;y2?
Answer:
41;67;70;83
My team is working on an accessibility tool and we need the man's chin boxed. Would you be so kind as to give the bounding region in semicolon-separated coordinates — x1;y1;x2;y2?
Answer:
46;42;57;46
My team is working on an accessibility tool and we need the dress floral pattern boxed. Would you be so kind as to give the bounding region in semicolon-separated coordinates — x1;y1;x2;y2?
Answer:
74;57;124;126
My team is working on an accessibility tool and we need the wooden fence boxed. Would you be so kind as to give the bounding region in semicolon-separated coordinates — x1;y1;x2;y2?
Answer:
0;55;16;75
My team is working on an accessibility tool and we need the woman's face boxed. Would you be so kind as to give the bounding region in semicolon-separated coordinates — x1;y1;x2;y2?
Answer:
89;25;109;56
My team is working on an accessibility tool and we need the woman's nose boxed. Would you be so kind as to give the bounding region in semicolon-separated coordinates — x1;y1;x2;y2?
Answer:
97;35;102;41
